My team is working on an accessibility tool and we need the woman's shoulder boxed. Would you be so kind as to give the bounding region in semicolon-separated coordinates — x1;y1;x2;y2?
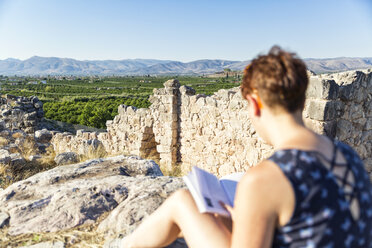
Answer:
239;160;294;204
240;160;286;185
238;160;296;226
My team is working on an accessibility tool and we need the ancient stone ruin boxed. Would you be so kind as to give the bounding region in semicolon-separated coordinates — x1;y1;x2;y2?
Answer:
51;69;372;179
0;95;44;134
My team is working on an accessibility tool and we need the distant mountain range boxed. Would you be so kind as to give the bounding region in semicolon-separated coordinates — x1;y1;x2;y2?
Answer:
0;56;371;76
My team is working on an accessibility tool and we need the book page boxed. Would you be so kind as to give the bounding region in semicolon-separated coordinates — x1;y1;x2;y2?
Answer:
183;169;207;213
220;172;245;206
193;167;231;217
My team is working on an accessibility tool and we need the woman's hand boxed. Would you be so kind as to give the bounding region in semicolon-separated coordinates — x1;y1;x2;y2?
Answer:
219;201;235;221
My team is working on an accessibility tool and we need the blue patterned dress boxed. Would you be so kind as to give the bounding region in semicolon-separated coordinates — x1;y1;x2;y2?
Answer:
269;140;372;248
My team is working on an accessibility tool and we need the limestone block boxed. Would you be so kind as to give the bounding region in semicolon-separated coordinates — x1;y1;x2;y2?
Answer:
118;104;128;116
217;89;234;101
181;95;190;107
106;120;113;127
229;98;241;110
54;152;79;165
345;103;364;120
195;96;205;107
157;103;167;113
190;103;201;114
221;110;230;120
164;79;180;88
229;120;242;130
35;129;53;143
164;87;180;95
0;149;11;164
354;85;368;104
339;84;355;101
304;118;336;136
126;106;137;115
354;141;367;157
206;97;217;107
352;118;367;131
361;130;372;143
306;78;339;100
364;100;372;118
179;85;196;95
336;119;354;141
307;100;342;121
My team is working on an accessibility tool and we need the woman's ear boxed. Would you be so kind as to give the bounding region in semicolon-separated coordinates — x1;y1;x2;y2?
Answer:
245;95;261;117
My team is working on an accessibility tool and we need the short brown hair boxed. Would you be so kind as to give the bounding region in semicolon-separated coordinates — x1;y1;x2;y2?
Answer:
241;46;308;113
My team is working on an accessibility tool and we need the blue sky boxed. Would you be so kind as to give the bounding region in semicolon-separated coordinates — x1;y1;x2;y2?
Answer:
0;0;371;61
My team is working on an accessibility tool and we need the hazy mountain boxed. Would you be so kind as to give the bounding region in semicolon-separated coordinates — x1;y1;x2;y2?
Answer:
304;57;372;73
0;56;173;75
0;56;371;75
127;60;240;75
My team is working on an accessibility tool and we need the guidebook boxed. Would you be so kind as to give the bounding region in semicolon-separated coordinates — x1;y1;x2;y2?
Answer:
183;166;244;217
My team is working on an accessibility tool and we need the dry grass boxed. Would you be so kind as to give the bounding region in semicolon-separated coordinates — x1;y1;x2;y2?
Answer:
0;159;57;189
160;163;185;177
0;138;58;189
78;145;107;163
0;213;109;248
18;136;37;158
39;145;57;166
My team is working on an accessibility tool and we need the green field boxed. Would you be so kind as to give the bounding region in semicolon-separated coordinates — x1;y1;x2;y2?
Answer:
0;75;241;128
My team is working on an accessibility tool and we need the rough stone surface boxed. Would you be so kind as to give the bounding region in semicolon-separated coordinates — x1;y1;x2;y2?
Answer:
0;149;11;164
54;152;79;165
35;129;53;143
0;156;184;237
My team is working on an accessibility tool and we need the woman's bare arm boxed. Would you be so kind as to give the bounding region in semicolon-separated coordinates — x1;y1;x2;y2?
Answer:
229;160;295;248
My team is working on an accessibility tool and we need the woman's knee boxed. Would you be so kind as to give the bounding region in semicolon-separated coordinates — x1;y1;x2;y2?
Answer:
169;188;197;211
171;188;193;202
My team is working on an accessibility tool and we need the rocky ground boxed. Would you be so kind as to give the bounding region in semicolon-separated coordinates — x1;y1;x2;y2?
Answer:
0;156;187;248
0;94;189;247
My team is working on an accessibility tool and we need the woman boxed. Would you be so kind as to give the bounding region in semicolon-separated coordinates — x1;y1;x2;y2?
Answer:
123;47;372;248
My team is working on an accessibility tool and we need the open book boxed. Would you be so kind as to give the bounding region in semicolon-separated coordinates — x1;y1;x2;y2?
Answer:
183;166;244;217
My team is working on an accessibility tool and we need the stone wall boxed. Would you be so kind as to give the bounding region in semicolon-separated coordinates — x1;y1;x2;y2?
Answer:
178;86;273;175
52;105;159;161
51;70;372;178
302;70;372;179
0;95;44;133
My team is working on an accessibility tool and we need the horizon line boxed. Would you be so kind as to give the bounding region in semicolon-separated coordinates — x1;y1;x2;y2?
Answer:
1;55;372;63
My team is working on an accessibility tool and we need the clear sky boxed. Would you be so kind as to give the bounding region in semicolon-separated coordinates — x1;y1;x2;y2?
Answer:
0;0;371;62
